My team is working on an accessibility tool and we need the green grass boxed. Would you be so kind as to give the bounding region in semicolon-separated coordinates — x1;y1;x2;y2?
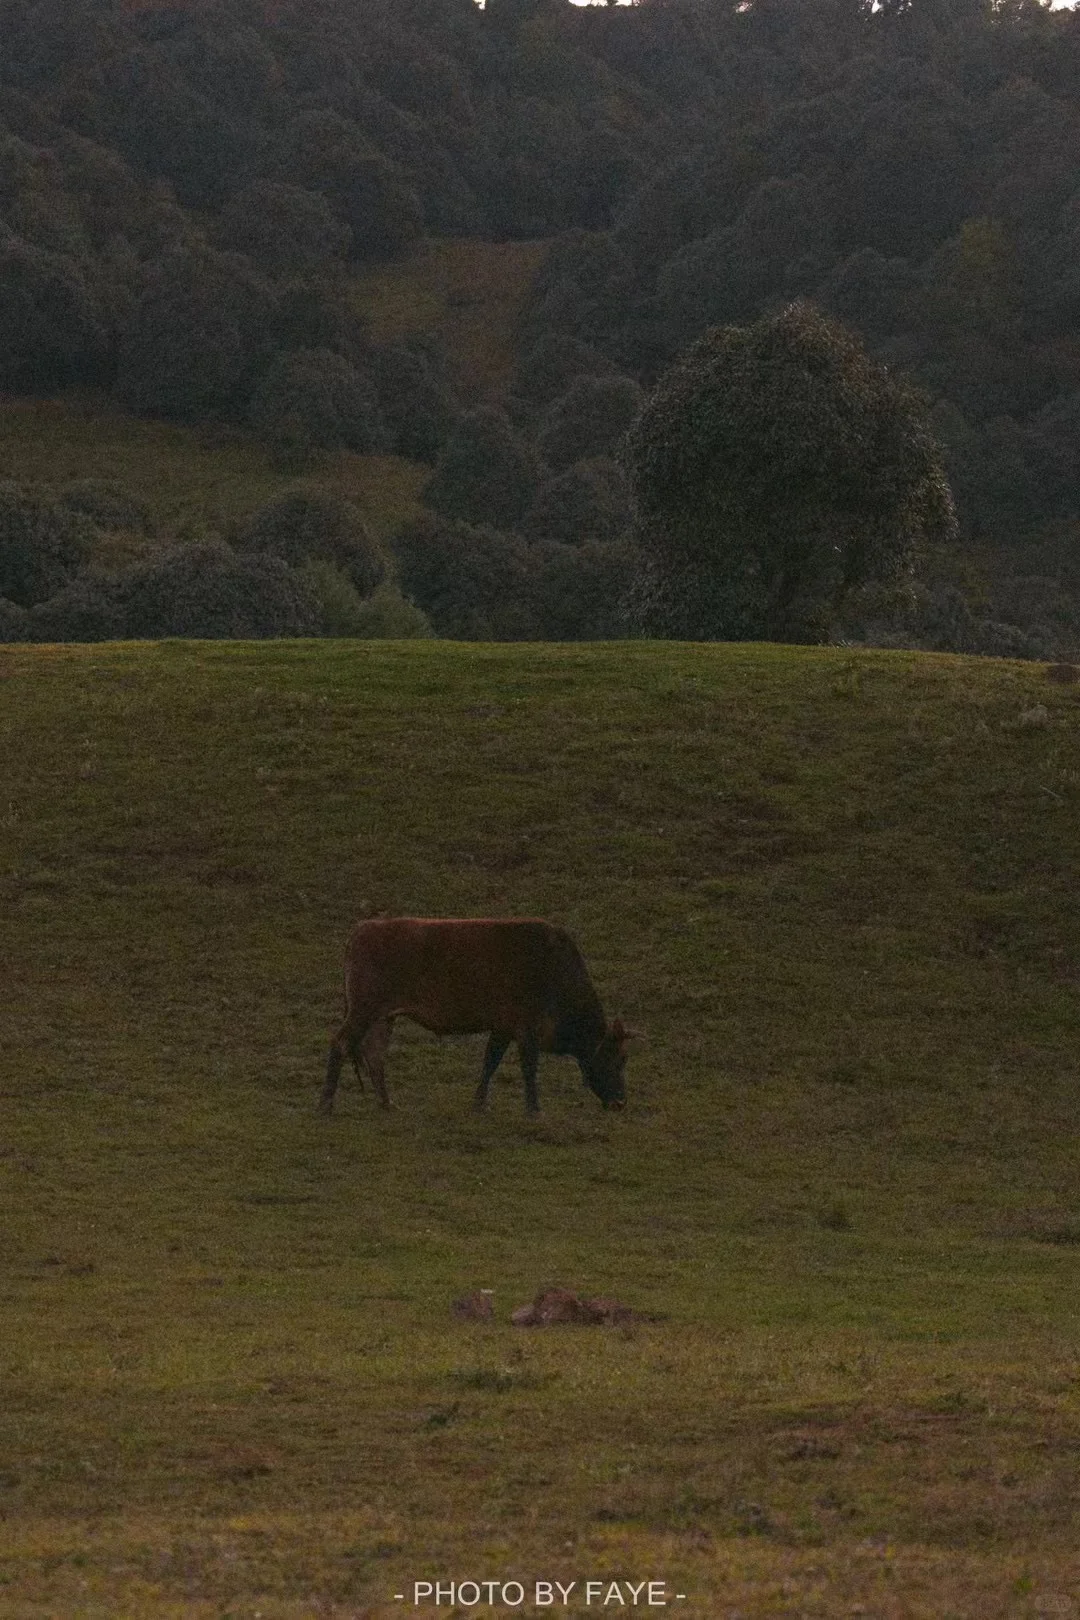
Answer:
0;395;429;546
352;237;550;397
3;638;1080;1618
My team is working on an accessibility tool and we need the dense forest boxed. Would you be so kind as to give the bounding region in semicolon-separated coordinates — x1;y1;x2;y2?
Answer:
1;0;1079;651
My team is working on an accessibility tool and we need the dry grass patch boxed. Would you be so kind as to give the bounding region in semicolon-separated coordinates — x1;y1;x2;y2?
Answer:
352;237;550;397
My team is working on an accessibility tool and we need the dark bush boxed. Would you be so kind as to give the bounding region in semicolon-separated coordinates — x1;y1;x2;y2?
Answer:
270;279;373;369
58;480;153;535
116;540;321;639
0;482;96;607
29;571;126;642
116;247;275;422
214;181;350;276
274;110;423;262
0;237;108;391
509;332;617;413
521;458;634;546
248;348;386;466
423;407;539;530
0;595;29;642
536;373;644;471
393;513;537;640
83;41;260;210
531;538;640;640
238;486;387;597
838;581;1061;660
367;340;458;463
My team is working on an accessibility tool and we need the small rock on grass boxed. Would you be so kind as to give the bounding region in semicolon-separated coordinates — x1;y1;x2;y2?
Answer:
510;1286;657;1326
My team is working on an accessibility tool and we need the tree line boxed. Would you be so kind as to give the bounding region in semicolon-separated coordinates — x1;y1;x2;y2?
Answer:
1;0;1078;651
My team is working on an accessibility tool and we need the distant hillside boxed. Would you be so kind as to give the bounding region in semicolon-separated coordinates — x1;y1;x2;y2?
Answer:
3;0;1080;651
353;237;551;400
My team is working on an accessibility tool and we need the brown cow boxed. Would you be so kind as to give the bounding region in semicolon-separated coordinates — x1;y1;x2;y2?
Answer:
320;917;630;1115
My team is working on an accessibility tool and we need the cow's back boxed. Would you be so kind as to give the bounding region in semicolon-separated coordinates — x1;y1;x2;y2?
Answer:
344;917;591;1036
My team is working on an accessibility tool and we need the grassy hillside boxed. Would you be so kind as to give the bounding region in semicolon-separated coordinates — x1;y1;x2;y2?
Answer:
0;236;547;564
0;395;429;548
3;637;1080;1618
352;238;550;400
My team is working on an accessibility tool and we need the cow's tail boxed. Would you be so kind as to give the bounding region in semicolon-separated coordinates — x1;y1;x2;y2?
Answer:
320;1025;348;1114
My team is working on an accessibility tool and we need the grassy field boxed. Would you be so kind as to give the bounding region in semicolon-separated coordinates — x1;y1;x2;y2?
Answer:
351;238;550;399
3;637;1080;1619
0;395;429;550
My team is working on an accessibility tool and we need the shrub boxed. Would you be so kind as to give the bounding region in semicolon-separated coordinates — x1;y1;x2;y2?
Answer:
298;561;430;638
117;540;321;639
348;579;434;639
531;538;640;640
274;110;423;262
0;236;108;391
29;571;126;642
58;480;153;536
0;483;96;607
536;373;644;471
298;559;371;637
838;581;1060;660
368;340;458;463
393;513;537;640
509;332;616;413
423;407;539;530
214;181;350;276
0;596;29;642
521;458;634;546
239;486;386;596
270;278;373;368
249;347;386;466
116;246;275;423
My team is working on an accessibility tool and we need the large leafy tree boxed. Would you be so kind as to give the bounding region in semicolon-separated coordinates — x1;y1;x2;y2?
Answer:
624;301;956;642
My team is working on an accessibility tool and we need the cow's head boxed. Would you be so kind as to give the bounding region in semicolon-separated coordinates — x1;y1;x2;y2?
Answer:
584;1017;631;1109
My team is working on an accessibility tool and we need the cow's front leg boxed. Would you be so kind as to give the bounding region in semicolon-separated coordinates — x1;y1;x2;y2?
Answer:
518;1030;540;1114
475;1032;511;1111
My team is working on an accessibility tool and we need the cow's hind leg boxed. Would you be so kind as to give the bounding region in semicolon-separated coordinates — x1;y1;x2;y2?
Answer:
474;1032;512;1112
321;1016;379;1113
518;1030;541;1115
360;1017;395;1109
